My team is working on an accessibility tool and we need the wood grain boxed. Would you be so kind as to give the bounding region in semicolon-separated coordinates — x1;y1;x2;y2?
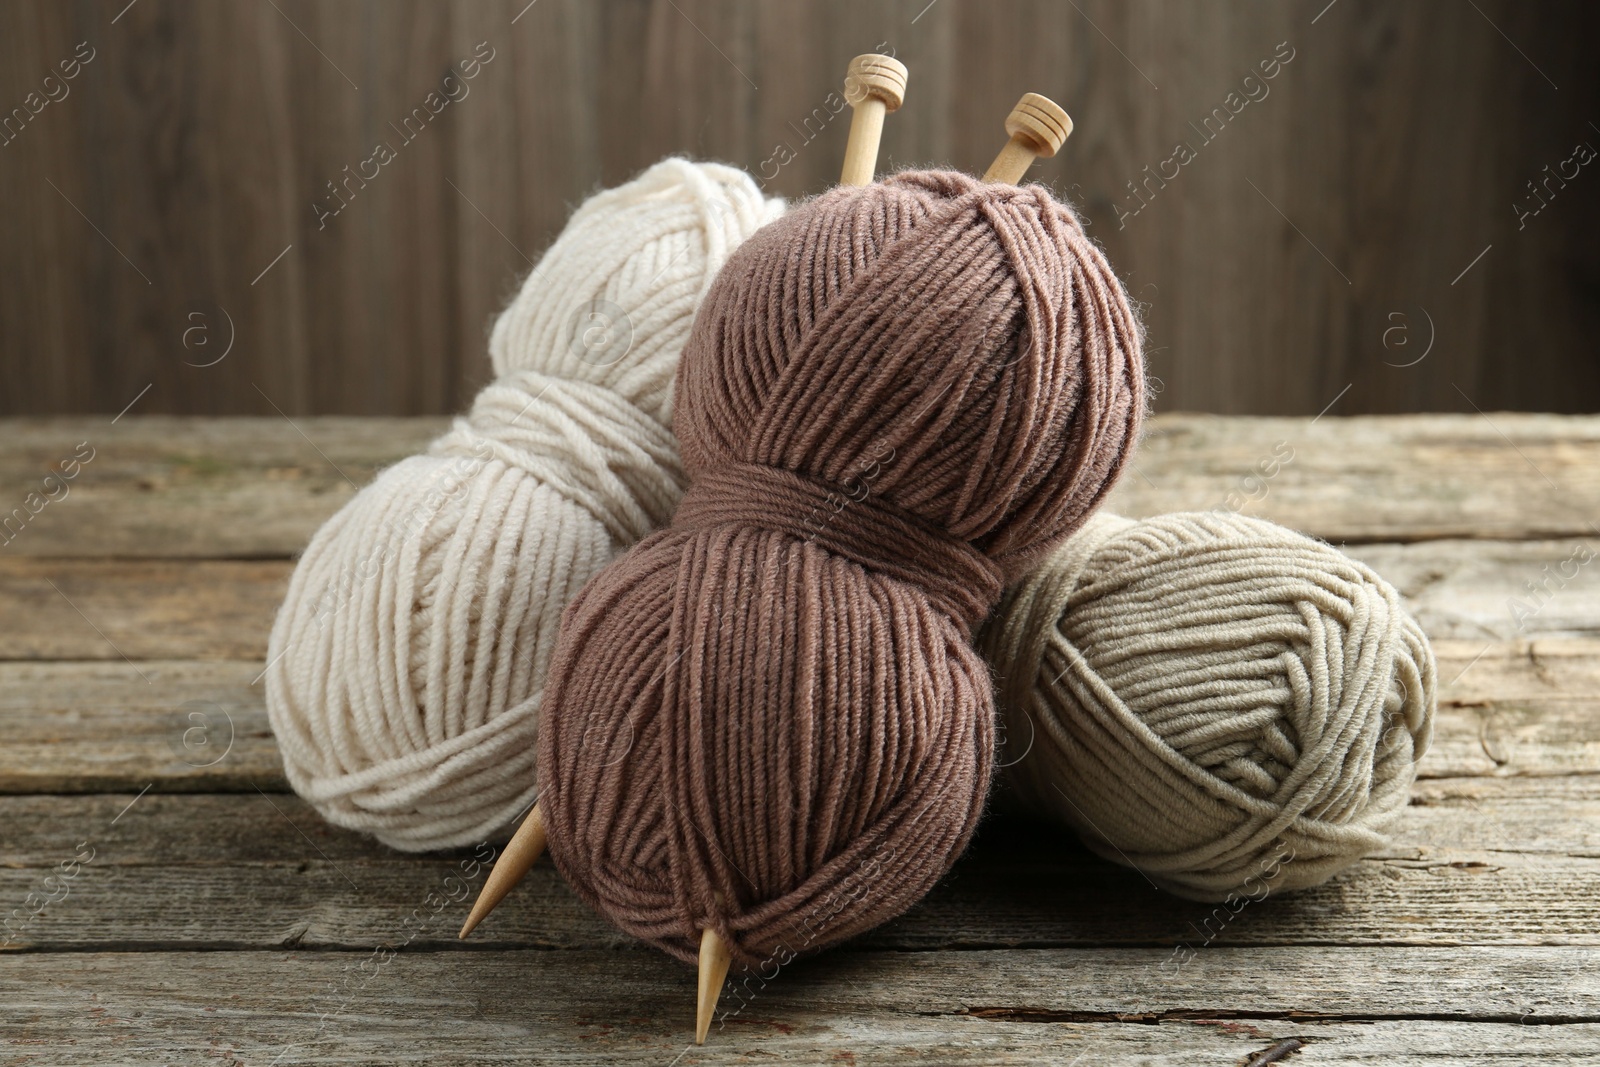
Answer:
2;414;1597;1062
4;840;1593;953
1;951;1597;1066
0;417;444;558
10;776;1599;868
0;413;1597;558
3;638;1598;794
1343;541;1600;641
1;2;1597;419
1;538;1593;663
3;778;1598;954
0;660;283;794
0;559;287;660
1114;413;1600;543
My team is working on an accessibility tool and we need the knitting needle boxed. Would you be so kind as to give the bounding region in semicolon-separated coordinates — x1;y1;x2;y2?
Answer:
695;51;911;1039
692;57;913;1044
463;798;735;1044
839;53;908;186
692;50;910;1040
691;55;910;1048
983;92;1073;183
457;803;545;938
693;98;1062;1038
462;49;909;1021
699;98;1063;1042
695;898;733;1044
691;56;911;1045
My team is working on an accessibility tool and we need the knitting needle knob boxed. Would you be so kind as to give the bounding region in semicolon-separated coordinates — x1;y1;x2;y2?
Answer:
983;92;1073;183
458;804;546;938
839;53;908;187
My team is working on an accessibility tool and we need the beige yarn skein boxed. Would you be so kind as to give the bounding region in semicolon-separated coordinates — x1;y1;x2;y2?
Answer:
982;510;1436;901
266;159;785;851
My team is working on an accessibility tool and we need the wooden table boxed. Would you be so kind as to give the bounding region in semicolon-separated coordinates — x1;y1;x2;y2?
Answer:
3;413;1598;1065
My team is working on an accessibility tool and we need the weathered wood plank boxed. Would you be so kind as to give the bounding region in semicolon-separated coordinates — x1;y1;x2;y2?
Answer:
12;846;1596;951
0;561;287;661
1;541;1595;665
2;790;1596;952
7;775;1596;869
1426;703;1600;780
1346;540;1600;642
1395;776;1600;858
1424;638;1600;779
1;950;1596;1066
1113;413;1600;543
1;415;1597;558
0;661;283;793
2;638;1596;794
0;417;443;559
1436;638;1600;704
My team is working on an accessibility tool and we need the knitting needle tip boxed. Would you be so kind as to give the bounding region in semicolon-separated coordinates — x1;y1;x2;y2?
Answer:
695;923;733;1044
984;92;1073;184
458;803;546;939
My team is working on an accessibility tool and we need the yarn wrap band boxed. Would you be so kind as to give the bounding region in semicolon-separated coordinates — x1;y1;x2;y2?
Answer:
674;463;1005;628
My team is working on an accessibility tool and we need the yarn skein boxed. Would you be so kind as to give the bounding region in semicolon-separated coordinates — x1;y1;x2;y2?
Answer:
981;509;1436;901
265;160;785;851
537;171;1146;966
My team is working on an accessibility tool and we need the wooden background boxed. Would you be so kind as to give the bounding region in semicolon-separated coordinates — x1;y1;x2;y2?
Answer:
1;0;1596;419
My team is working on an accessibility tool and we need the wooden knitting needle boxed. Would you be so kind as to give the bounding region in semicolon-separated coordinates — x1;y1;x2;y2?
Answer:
457;803;545;938
839;53;908;186
691;53;911;1044
695;901;732;1044
690;86;1061;1043
693;91;1070;1050
459;802;734;1045
698;49;918;1046
689;54;911;1043
693;50;910;1042
983;92;1073;183
463;53;908;1024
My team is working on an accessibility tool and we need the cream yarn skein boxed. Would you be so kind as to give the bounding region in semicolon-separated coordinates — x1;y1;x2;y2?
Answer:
982;510;1436;901
266;159;785;851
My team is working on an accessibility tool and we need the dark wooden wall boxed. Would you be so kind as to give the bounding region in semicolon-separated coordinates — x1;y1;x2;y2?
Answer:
1;0;1596;417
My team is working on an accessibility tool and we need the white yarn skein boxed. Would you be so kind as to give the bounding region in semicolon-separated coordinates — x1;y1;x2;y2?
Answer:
266;159;785;851
983;510;1436;901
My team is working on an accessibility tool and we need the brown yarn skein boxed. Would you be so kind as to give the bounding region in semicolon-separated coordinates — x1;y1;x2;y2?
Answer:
537;171;1145;966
